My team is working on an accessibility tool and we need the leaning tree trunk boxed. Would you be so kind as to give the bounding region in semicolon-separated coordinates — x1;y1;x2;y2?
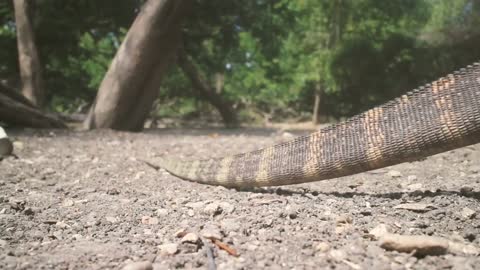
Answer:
177;48;238;127
84;0;191;131
0;85;65;128
13;0;45;107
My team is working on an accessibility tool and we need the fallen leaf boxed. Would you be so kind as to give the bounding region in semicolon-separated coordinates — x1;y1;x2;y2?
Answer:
213;239;239;257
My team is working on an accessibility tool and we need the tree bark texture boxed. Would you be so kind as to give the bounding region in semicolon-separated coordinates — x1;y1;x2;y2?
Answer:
83;0;191;131
0;82;36;108
312;83;322;125
177;49;238;127
13;0;45;107
0;86;65;128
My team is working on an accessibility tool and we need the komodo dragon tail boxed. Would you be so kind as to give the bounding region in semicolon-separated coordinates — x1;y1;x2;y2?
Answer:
159;62;480;188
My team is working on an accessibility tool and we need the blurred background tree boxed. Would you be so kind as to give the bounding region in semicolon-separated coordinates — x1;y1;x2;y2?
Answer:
1;0;479;128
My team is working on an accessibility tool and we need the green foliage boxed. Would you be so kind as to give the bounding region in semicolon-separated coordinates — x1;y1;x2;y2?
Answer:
0;2;17;81
1;0;479;120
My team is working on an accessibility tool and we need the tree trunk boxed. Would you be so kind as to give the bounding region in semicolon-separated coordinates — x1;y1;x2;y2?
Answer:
312;82;322;125
0;86;65;128
13;0;45;107
84;0;191;131
177;48;238;127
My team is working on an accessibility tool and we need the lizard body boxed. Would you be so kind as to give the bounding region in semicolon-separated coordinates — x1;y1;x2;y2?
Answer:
159;62;480;188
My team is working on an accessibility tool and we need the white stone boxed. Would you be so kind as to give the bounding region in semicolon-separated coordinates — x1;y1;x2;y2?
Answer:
0;127;13;157
158;243;178;255
181;233;199;244
388;170;402;178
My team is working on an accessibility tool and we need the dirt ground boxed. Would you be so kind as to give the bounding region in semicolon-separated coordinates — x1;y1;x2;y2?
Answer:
1;127;480;270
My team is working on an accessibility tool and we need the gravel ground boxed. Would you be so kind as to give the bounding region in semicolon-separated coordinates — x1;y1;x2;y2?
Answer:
0;127;479;270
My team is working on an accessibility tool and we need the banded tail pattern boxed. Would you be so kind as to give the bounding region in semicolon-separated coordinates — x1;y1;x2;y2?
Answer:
159;62;480;188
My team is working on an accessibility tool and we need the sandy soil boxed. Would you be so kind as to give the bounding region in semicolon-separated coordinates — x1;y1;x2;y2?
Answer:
1;128;479;269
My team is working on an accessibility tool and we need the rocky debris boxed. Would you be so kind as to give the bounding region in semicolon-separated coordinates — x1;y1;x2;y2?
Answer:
141;216;159;225
284;204;299;219
460;207;476;219
0;239;8;247
0;127;13;158
204;202;222;216
40;167;56;177
201;225;223;241
220;218;241;232
55;221;69;229
460;186;474;196
448;241;480;256
387;170;402;178
394;203;436;212
380;234;449;256
174;228;188;238
369;224;390;240
315;242;330;253
329;249;347;261
9;199;26;211
335;215;353;234
380;234;480;257
469;165;480;174
22;207;35;215
407;175;418;181
218;201;235;214
406;183;423;191
158;243;179;256
62;199;75;207
106;216;119;223
122;261;153;270
106;188;120;195
181;233;200;244
185;201;205;209
155;208;169;216
2;128;480;269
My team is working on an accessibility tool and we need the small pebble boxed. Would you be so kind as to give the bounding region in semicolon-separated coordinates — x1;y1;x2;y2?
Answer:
201;226;223;240
460;186;474;195
329;249;347;261
461;207;476;219
380;233;448;256
62;200;74;207
219;202;235;214
185;201;205;209
181;233;200;244
407;175;418;181
106;216;118;223
315;242;330;253
220;218;241;232
141;216;159;225
407;183;423;191
369;224;390;239
158;243;178;255
394;203;436;212
174;228;187;238
10;200;26;211
285;205;299;219
122;261;153;270
469;166;480;173
0;239;8;247
388;170;402;178
56;221;69;229
204;202;222;216
22;207;35;216
155;208;169;216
